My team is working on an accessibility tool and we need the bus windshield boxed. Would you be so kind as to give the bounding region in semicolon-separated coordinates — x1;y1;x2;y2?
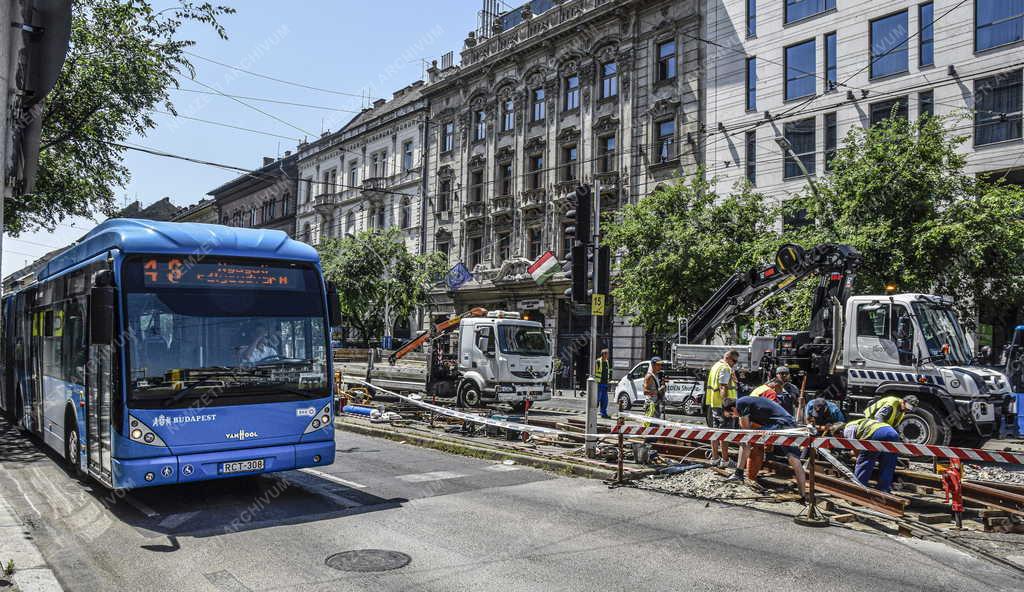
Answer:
123;257;329;408
497;323;550;356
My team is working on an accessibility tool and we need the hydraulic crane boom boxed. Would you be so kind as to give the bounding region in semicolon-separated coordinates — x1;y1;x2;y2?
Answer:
685;243;862;344
388;307;488;364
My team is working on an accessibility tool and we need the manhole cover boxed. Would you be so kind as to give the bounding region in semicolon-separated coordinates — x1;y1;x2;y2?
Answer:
325;549;411;572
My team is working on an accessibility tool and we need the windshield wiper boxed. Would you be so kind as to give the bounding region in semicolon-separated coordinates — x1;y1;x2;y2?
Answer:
161;380;225;407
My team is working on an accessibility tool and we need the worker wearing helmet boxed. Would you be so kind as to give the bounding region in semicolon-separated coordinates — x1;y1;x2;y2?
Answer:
829;417;901;493
863;395;918;429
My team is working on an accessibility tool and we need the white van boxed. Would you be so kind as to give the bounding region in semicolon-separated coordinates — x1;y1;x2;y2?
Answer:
614;361;704;415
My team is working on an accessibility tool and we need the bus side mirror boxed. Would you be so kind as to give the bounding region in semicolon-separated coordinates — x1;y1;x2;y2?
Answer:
326;281;342;327
89;286;115;345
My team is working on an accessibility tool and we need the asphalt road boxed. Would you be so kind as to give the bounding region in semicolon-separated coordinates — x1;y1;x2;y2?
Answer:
0;417;1021;591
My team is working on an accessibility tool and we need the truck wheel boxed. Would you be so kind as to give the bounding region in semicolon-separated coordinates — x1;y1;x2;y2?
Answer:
617;394;631;411
458;383;482;408
509;401;526;413
899;402;950;446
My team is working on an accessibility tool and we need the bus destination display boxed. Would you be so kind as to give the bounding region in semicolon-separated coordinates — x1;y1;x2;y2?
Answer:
141;258;305;290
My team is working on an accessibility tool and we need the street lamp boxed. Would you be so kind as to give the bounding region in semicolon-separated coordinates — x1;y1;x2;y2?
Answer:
775;136;821;199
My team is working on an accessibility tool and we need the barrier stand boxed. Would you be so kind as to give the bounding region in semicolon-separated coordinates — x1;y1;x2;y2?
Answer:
430;393;436;428
794;447;829;527
609;418;626;487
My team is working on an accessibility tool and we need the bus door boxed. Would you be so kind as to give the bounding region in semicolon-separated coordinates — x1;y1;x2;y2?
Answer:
85;270;115;486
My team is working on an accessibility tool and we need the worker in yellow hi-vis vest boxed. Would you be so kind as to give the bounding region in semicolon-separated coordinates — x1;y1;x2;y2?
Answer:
706;350;740;468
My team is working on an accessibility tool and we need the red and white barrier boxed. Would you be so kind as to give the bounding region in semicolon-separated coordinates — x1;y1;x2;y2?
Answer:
609;423;1024;465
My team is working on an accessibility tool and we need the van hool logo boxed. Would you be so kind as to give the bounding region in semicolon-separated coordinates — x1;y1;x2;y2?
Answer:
153;414;217;427
225;429;259;441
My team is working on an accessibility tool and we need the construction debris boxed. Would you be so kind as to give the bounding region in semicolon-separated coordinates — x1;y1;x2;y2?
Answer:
635;467;763;500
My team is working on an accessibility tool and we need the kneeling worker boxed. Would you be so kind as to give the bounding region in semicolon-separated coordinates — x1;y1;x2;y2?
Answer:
863;394;918;429
830;418;901;493
722;396;807;499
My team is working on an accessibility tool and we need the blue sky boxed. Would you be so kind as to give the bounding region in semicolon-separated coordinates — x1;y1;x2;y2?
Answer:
3;0;480;277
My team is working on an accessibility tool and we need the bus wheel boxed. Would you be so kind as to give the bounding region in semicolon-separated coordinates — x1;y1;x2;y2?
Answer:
458;383;482;408
14;391;25;431
64;412;83;478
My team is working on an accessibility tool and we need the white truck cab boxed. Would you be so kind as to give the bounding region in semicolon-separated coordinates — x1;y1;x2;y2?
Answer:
456;312;553;409
841;293;1011;445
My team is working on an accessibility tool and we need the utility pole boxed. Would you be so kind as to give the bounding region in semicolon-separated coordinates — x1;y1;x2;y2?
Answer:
1;1;13;291
584;178;601;457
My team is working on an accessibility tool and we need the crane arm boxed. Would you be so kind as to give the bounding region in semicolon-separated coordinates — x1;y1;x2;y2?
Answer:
388;307;488;364
684;243;861;344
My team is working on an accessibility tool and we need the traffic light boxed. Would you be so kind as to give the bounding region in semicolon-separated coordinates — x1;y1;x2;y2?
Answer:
596;245;610;295
569;244;588;304
573;185;592;245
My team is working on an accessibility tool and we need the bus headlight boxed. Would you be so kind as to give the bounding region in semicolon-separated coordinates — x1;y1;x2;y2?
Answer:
128;415;167;447
303;403;333;434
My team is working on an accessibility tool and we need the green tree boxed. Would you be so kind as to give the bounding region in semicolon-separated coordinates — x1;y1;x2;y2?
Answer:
602;172;780;336
319;228;446;345
5;0;234;236
790;113;1024;327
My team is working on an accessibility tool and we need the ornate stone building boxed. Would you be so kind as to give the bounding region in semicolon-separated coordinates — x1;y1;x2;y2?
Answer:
293;81;428;257
208;153;298;236
422;0;703;374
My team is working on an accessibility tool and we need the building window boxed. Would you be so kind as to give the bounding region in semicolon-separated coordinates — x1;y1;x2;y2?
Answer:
529;154;544;189
600;62;618;99
438;178;452;212
785;0;835;24
348;161;358;187
400;198;411;228
474;110;487;141
249;207;257;227
303;178;312;202
468;236;483;269
527;227;542;260
378;207;387;229
919;90;934;117
402;140;414;172
745;131;756;185
564;74;580;111
497;232;511;263
470;169;484;202
746;0;756;37
346;212;355;235
561;223;573;258
302;223;311;243
783;117;816;180
656;40;677;81
498;162;513;196
976;0;1024;52
870;11;909;79
974;69;1023;145
442;122;454;152
437;240;450;263
785;39;816;101
745;56;757;111
869;96;909;125
561;145;578;181
532;87;545;122
656;119;676;162
824;32;837;91
920;2;934;67
598;135;616;173
824;112;837;170
501;98;515;132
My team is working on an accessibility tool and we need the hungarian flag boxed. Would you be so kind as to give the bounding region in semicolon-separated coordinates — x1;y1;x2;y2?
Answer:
528;250;559;285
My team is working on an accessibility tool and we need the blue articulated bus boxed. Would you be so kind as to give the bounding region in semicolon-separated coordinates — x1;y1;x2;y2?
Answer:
1;219;341;489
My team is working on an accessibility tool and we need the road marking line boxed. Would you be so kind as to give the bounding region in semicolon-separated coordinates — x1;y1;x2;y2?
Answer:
396;471;465;483
298;468;366;489
485;464;521;472
123;494;159;518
